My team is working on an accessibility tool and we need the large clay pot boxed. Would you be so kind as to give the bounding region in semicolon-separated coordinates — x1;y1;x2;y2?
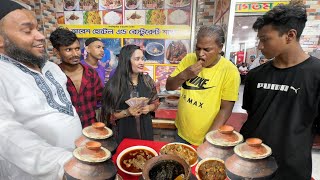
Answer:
64;141;117;180
141;155;191;180
75;122;118;154
225;138;278;180
197;125;243;161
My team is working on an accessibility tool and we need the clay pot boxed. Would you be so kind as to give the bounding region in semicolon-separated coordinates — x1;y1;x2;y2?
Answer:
225;138;278;180
79;141;107;159
75;122;118;154
197;125;243;161
141;155;191;180
64;141;117;180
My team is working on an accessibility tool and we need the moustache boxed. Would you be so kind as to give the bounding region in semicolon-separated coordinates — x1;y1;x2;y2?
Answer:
71;56;80;59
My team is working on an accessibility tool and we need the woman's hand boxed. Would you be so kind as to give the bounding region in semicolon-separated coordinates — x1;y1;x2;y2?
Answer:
141;105;151;115
128;105;143;117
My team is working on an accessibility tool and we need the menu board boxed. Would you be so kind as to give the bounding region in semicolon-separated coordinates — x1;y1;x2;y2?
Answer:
57;0;193;94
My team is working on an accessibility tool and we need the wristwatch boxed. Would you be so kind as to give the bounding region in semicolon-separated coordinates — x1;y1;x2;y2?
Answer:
123;109;129;117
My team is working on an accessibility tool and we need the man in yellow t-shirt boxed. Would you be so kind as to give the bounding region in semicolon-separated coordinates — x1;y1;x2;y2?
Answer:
166;25;240;145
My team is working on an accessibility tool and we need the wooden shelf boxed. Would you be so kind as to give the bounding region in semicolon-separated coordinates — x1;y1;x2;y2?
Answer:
152;119;176;129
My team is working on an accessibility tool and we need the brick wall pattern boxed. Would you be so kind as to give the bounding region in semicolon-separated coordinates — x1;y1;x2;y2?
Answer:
301;0;320;58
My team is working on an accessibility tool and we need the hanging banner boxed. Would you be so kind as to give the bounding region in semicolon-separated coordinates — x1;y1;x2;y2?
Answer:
57;0;194;93
60;24;191;39
236;1;289;13
236;50;245;64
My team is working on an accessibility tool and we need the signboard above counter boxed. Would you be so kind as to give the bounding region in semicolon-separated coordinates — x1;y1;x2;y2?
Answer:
235;1;289;13
60;24;191;39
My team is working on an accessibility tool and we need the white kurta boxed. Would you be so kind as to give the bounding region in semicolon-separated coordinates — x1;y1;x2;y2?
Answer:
0;54;82;180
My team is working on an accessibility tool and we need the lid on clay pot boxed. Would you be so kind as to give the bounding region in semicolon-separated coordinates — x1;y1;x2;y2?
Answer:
234;138;272;159
82;122;113;139
73;141;111;163
205;125;243;147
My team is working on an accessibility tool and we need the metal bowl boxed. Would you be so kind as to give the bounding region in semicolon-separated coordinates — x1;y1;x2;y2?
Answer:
146;42;164;56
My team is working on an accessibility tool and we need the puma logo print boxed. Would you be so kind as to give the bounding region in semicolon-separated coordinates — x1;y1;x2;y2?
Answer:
290;86;300;94
256;83;300;94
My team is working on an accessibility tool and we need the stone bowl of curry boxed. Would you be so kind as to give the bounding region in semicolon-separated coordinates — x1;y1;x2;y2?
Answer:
142;154;191;180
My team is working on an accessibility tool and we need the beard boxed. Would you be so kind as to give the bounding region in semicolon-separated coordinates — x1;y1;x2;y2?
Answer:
3;35;48;68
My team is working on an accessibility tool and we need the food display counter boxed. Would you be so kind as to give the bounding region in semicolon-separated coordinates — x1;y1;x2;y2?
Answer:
111;138;198;180
112;138;316;180
154;102;177;120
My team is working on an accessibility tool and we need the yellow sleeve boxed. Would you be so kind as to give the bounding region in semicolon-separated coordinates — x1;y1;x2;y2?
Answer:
222;60;241;101
170;53;197;77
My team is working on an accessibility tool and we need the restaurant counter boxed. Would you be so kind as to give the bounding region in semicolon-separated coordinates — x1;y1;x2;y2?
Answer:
111;138;316;180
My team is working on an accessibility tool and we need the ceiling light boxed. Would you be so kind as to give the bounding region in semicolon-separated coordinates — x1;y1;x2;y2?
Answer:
242;26;249;29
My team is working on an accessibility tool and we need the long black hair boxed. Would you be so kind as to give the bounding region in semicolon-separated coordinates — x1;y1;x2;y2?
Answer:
101;45;143;124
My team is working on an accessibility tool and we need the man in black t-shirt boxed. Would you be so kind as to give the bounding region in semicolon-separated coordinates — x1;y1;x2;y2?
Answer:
240;4;320;180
